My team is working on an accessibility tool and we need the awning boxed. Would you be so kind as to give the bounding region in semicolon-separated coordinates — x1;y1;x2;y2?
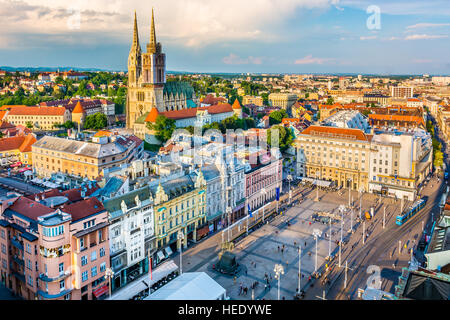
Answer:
157;251;165;260
108;260;178;300
197;226;209;238
164;246;173;257
93;285;109;298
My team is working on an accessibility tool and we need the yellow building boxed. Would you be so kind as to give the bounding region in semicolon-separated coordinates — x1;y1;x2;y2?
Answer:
242;95;263;106
31;135;144;179
5;106;70;131
295;125;371;191
268;93;298;111
150;171;207;252
0;134;37;166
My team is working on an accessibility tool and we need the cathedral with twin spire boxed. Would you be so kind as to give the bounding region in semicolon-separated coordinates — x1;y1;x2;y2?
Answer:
126;9;197;131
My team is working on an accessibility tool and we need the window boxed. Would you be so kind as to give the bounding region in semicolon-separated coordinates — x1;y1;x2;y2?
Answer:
1;244;5;254
59;263;64;274
0;230;5;239
91;266;98;277
100;247;105;257
82;271;88;282
81;255;88;266
100;262;106;273
91;250;97;262
59;280;65;291
98;229;103;242
80;238;85;250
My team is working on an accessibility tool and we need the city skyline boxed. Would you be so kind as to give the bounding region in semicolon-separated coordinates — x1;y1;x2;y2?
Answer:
0;0;449;74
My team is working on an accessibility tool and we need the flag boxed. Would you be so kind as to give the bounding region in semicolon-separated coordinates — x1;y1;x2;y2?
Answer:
248;204;253;217
276;187;280;201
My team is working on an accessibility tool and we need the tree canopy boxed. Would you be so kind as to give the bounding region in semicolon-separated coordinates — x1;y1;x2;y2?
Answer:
269;109;288;125
147;115;176;143
84;113;108;130
267;125;293;152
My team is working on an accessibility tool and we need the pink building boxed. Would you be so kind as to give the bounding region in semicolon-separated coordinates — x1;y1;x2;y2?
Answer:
0;192;110;300
245;151;283;211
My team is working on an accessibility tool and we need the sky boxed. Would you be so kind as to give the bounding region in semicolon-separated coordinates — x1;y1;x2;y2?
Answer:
0;0;449;74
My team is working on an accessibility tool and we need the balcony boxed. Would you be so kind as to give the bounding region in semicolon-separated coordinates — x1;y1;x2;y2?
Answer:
10;237;24;251
39;271;72;283
12;255;24;267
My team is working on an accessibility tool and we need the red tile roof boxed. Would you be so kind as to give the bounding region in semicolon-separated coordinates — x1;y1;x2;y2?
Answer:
61;197;105;222
146;103;233;122
145;107;160;123
369;114;425;126
8;197;54;220
301;126;369;141
8;106;67;116
232;99;242;110
72;101;85;114
18;134;37;152
0;135;30;152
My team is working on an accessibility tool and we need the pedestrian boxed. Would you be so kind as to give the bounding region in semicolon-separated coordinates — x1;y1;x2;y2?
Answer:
264;284;267;291
278;246;280;252
233;276;237;284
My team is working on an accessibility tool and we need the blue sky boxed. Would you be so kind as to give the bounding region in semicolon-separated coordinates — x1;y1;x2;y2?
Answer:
0;0;449;74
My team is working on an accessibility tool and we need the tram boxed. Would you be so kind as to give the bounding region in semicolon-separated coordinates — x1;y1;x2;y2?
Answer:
396;197;427;226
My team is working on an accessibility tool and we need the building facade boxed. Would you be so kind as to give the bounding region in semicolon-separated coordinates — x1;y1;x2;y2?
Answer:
0;195;110;300
103;186;155;292
5;106;70;131
31;135;144;180
295;126;371;191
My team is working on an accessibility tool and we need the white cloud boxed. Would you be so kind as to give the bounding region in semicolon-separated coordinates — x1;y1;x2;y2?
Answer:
222;54;263;65
405;34;448;40
406;23;450;29
359;36;377;40
0;0;338;48
294;55;335;65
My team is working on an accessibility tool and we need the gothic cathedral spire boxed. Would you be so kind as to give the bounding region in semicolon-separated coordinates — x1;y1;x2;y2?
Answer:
148;8;157;54
133;10;140;48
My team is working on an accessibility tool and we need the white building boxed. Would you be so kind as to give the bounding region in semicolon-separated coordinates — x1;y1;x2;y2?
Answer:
103;186;156;291
322;110;370;133
432;76;450;86
368;128;432;201
179;143;246;231
407;98;424;109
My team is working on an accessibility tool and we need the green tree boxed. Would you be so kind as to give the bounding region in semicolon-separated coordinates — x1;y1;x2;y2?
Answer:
434;150;444;168
326;97;334;105
146;115;176;143
84;113;107;130
25;121;33;129
267;125;293;152
269;110;288;125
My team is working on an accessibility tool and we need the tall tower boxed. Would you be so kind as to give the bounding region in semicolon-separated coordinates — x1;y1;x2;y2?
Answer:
127;11;142;128
141;8;166;86
127;9;167;130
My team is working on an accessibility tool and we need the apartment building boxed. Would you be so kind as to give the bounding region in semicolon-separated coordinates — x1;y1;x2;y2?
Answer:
103;186;155;292
0;193;110;300
31;135;144;180
242;95;264;107
368;128;432;200
391;86;414;98
295;126;372;191
0;134;37;166
148;172;207;260
5;106;71;131
268;93;298;111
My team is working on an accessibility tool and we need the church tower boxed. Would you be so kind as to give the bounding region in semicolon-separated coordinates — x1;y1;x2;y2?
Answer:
126;9;167;130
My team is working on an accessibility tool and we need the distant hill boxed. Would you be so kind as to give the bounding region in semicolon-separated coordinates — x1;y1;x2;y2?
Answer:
0;66;117;73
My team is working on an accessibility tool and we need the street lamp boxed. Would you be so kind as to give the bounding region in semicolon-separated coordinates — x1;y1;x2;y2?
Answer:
287;175;293;204
274;264;284;301
348;178;352;207
105;267;114;299
313;229;322;274
359;187;364;220
298;246;302;293
261;188;267;222
177;231;185;274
